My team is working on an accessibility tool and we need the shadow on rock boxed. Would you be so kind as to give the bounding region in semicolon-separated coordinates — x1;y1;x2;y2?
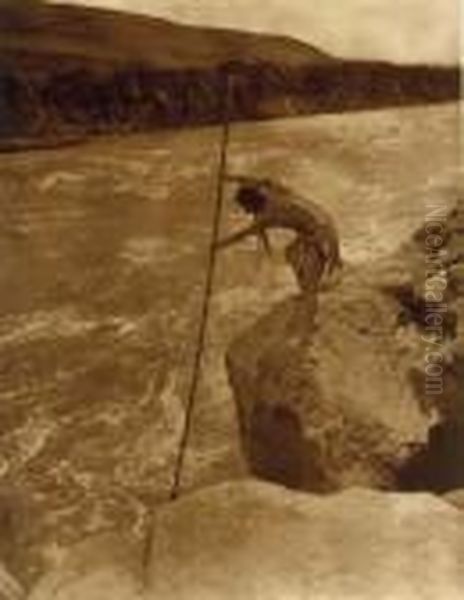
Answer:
398;349;464;492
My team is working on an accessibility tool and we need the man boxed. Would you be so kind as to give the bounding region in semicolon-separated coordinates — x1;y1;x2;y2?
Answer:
216;176;342;293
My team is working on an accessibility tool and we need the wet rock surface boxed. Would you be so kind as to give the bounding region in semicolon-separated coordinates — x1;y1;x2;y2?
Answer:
29;481;464;600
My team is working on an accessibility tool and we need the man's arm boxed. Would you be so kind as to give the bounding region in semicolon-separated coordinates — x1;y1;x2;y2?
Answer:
258;228;273;256
215;221;262;250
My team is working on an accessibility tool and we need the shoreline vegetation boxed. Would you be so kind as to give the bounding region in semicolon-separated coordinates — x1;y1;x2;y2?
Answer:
0;3;460;151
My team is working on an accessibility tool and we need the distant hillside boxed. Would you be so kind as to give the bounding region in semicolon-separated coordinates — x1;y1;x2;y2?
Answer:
0;3;459;145
0;2;331;69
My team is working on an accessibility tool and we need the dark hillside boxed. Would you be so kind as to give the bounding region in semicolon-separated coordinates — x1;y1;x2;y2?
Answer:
0;3;459;145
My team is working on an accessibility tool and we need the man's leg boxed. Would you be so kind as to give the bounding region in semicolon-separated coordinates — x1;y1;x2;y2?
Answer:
285;237;325;294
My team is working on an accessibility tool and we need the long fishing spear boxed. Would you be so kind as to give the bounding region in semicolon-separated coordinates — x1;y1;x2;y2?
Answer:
168;61;236;501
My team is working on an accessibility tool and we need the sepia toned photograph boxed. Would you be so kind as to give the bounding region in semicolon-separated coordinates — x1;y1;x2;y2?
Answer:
0;1;462;598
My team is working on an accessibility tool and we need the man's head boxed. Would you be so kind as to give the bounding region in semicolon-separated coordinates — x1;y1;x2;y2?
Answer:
235;184;268;215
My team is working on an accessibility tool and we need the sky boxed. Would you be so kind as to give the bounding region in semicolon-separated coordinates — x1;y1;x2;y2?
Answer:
47;0;460;64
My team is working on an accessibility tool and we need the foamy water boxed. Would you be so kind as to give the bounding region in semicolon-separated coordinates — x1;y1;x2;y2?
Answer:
0;102;459;576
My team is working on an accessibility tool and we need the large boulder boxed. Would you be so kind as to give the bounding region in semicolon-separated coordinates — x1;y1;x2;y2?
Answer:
146;481;464;600
226;274;428;491
226;201;463;492
28;481;464;600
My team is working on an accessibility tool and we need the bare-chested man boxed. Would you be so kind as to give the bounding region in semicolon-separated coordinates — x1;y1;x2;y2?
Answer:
216;176;342;293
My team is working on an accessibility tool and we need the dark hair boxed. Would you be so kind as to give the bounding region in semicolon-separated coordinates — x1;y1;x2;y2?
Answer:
235;185;268;214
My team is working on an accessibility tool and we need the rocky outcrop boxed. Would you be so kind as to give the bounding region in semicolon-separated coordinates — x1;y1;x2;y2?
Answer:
227;277;427;491
226;201;463;492
29;481;464;600
389;201;464;491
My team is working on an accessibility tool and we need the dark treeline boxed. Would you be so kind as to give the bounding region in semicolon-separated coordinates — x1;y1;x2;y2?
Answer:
0;53;459;141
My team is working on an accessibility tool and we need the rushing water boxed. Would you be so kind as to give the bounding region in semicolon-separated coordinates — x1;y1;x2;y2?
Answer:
0;103;460;580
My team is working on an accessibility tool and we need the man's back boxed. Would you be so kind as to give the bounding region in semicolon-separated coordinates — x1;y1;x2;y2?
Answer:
254;179;342;274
